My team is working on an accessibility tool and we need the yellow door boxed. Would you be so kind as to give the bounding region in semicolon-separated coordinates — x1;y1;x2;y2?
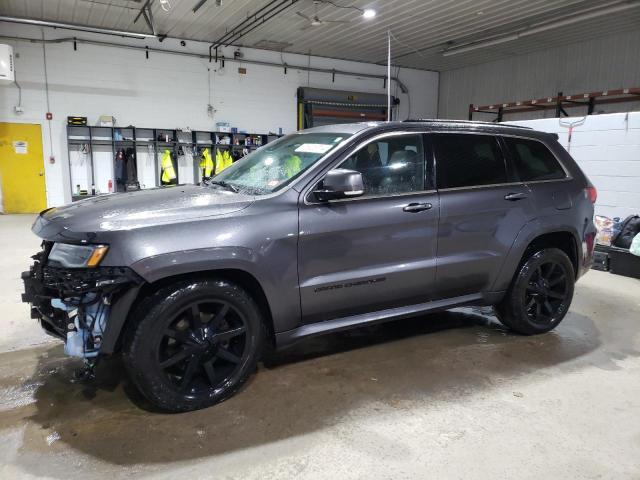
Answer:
0;123;47;213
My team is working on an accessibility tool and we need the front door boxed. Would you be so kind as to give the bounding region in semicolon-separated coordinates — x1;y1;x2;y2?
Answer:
298;132;439;324
0;123;47;213
432;132;535;299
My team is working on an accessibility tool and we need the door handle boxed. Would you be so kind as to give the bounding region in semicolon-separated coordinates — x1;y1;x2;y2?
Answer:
403;202;432;213
504;192;527;201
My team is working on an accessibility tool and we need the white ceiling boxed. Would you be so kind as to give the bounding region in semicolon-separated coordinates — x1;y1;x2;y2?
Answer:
1;0;639;71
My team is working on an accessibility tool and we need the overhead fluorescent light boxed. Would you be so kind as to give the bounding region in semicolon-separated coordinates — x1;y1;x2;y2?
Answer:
442;0;640;57
442;34;518;56
0;16;156;39
253;39;293;50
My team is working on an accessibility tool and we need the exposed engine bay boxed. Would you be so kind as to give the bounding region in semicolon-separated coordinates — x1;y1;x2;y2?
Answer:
22;242;142;366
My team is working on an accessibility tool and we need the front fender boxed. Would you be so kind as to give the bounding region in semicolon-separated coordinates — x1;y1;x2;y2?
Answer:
131;246;261;283
129;244;301;333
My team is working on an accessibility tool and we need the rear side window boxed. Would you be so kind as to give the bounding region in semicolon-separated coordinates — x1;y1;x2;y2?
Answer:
504;137;566;182
434;134;507;189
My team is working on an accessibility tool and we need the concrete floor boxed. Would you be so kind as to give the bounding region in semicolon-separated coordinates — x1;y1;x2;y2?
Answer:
1;214;640;479
0;215;51;352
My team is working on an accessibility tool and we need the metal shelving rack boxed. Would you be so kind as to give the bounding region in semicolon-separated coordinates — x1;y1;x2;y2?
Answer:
468;86;640;122
65;125;278;201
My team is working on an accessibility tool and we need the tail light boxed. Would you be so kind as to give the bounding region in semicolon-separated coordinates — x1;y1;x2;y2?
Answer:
585;185;597;203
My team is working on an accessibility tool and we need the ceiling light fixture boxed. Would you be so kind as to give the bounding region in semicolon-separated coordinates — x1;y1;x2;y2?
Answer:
315;2;377;20
443;0;640;57
362;8;376;19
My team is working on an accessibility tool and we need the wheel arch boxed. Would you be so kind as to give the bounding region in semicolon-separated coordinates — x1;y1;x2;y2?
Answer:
492;220;581;293
103;267;277;354
521;231;579;277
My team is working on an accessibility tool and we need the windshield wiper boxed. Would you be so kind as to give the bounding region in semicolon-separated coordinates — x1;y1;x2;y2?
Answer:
206;180;239;193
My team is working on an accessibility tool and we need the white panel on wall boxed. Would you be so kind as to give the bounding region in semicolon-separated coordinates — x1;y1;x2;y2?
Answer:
177;149;197;185
68;145;92;193
93;147;114;194
135;146;157;190
505;112;640;219
0;23;439;207
439;29;640;121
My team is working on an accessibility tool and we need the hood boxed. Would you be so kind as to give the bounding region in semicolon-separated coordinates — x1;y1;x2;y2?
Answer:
35;185;254;238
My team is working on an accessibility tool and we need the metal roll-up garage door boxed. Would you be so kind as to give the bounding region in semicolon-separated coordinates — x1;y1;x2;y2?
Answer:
297;87;397;130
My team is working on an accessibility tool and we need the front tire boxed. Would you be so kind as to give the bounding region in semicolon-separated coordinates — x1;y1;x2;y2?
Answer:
123;278;264;413
495;248;575;335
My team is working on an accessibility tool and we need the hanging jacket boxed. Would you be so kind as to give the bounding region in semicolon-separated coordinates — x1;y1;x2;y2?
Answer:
125;148;138;185
161;150;177;185
115;149;126;192
199;148;214;179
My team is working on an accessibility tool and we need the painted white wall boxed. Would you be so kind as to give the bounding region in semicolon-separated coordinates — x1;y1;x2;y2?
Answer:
0;23;439;207
505;112;640;219
439;29;640;121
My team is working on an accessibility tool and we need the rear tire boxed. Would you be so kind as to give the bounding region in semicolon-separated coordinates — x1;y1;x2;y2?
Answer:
123;278;264;413
495;248;575;335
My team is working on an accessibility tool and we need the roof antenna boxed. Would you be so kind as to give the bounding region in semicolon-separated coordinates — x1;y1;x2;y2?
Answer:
387;30;391;121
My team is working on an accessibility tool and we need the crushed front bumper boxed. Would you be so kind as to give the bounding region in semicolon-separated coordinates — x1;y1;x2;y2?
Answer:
22;243;143;358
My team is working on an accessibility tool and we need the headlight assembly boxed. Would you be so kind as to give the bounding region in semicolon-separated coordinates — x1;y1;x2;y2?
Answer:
47;243;109;269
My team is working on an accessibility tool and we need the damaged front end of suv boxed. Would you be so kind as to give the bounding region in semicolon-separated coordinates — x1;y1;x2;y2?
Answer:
20;182;258;392
22;239;143;375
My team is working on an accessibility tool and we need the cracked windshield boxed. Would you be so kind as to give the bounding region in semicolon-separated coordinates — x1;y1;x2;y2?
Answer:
211;132;351;194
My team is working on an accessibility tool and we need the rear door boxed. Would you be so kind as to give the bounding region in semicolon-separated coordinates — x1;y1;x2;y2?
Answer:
501;135;573;213
297;132;439;324
432;132;536;299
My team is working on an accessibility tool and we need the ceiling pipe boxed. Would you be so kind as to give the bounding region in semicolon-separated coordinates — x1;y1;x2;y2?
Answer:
0;33;409;93
211;0;282;47
0;16;156;39
192;0;209;13
443;0;640;56
218;0;298;48
208;0;298;61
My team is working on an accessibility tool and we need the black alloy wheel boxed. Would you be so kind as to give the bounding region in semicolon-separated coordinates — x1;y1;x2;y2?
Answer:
523;261;569;325
159;300;248;394
495;248;575;335
124;278;264;412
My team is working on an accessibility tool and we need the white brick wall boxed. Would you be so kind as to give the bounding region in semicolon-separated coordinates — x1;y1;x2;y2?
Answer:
0;23;439;207
506;112;640;219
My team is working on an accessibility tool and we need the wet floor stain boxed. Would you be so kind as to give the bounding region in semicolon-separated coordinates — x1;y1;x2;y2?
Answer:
0;301;637;479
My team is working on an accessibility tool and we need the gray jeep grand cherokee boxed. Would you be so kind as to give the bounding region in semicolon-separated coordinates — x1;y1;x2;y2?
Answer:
22;120;597;412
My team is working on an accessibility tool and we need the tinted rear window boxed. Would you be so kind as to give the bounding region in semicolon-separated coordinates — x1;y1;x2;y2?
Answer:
504;137;566;182
434;134;507;189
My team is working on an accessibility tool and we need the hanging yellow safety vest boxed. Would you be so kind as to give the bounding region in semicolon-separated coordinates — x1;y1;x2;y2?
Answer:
161;150;177;185
222;150;233;170
215;148;233;173
283;154;302;178
200;148;214;178
215;149;224;173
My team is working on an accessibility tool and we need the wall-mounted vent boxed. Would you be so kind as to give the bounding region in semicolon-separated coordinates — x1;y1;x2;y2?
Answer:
0;44;15;85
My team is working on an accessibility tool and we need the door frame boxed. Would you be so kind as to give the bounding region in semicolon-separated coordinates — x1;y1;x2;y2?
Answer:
296;130;439;323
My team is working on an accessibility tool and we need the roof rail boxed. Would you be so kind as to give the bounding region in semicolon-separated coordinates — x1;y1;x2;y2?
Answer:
402;118;533;129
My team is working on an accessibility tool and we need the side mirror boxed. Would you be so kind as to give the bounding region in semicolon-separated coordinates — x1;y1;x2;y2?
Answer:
314;169;364;202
